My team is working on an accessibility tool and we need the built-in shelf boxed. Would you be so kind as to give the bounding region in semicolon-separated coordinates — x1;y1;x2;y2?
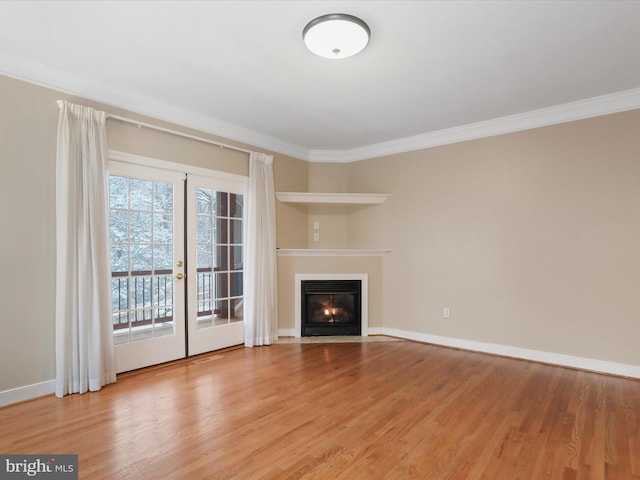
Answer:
277;249;391;257
276;192;390;205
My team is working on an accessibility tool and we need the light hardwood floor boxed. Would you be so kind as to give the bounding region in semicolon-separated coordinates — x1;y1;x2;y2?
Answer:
1;341;639;479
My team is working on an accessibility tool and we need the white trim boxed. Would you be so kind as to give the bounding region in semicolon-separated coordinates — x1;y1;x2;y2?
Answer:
308;87;640;163
366;327;386;336
276;192;390;205
294;274;368;338
278;328;297;337
3;52;639;163
277;249;390;257
0;54;308;160
0;380;55;407
373;327;640;379
0;52;640;163
108;150;249;184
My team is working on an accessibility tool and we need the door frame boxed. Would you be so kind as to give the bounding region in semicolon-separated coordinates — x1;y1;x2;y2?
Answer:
108;160;186;373
109;150;249;368
186;173;248;356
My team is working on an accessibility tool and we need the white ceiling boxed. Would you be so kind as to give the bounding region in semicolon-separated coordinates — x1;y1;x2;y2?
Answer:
1;1;639;162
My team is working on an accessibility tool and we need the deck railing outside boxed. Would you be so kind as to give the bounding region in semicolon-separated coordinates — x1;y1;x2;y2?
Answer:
112;270;227;330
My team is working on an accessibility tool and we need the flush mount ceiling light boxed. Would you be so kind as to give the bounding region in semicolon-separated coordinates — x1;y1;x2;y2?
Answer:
303;13;370;59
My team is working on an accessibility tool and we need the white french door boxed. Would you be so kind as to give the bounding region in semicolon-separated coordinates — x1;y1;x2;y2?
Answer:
186;174;246;355
109;162;186;373
108;156;247;372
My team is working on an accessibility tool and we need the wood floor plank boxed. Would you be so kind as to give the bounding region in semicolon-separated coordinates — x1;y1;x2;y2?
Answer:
1;341;639;479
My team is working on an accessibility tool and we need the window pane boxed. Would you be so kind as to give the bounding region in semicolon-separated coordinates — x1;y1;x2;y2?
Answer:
110;209;129;243
229;193;243;218
230;298;243;322
214;299;229;325
214;272;228;298
132;276;153;309
154;245;172;270
216;192;228;217
215;246;228;271
110;176;128;209
130;179;152;210
131;211;152;243
153;182;173;212
131;244;152;271
230;272;243;297
197;272;212;309
196;188;212;214
153;275;173;318
113;309;129;327
197;244;212;269
153;213;172;243
197;215;212;243
231;246;242;271
112;277;129;314
215;218;228;245
230;219;242;244
111;244;129;273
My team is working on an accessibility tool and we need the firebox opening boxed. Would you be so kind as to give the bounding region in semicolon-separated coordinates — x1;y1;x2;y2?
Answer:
301;280;362;336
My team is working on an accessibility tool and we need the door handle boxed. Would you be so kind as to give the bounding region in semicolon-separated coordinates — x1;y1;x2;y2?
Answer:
175;273;184;280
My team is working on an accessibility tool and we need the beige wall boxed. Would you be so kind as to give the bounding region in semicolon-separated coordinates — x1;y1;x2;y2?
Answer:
305;163;350;248
1;75;58;392
274;156;308;249
0;74;307;393
347;110;640;366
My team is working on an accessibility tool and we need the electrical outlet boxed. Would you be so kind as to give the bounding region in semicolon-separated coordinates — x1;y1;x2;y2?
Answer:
313;232;320;242
443;307;450;319
313;221;320;230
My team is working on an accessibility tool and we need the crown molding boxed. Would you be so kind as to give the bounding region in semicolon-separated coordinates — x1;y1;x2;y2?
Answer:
2;51;638;164
0;51;309;161
309;87;640;163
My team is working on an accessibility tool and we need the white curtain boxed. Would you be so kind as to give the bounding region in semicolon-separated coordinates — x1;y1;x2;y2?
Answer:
55;100;116;397
244;152;278;347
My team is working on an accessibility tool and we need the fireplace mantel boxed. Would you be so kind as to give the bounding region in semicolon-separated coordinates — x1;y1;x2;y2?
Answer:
276;192;390;205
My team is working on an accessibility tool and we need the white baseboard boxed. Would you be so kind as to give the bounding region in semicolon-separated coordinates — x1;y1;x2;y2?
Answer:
373;327;640;379
0;379;55;408
367;327;386;336
278;328;297;338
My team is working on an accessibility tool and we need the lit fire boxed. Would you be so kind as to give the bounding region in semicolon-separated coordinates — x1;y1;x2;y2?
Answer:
324;307;338;322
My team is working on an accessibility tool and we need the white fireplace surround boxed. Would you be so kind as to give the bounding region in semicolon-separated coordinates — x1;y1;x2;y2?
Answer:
294;273;368;338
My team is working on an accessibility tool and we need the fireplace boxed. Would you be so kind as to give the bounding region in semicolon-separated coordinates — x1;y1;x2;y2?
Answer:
301;280;362;336
294;273;368;337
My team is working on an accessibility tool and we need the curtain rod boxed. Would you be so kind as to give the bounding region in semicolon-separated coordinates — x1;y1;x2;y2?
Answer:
107;113;254;155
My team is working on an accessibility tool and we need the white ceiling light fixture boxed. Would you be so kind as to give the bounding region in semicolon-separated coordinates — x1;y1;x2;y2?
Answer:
303;13;370;59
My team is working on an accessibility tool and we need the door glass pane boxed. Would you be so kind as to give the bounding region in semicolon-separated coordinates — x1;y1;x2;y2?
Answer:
154;245;172;270
215;218;228;244
195;187;243;329
215;246;228;271
197;244;212;269
110;175;175;344
230;219;242;244
229;193;243;218
129;179;152;210
230;298;243;323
